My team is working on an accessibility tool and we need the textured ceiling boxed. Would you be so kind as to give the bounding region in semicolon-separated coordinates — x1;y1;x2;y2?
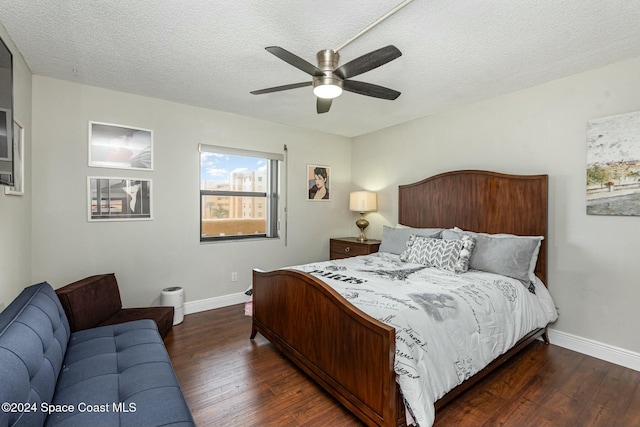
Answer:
1;1;640;137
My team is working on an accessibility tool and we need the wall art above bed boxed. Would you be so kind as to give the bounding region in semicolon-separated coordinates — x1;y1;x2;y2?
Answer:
586;110;640;216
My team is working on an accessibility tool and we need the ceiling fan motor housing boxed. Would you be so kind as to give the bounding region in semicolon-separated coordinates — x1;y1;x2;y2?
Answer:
313;49;343;91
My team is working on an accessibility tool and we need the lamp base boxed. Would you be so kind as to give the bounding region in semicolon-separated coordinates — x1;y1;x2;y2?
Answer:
355;214;369;242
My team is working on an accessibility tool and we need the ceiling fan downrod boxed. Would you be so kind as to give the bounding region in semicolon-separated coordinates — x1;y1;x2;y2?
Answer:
334;0;416;53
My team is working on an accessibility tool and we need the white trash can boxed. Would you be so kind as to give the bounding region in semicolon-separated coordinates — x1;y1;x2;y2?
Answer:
161;286;184;325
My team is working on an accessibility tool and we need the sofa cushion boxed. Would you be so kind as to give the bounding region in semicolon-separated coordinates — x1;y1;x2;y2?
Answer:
99;307;174;339
55;273;122;332
46;320;194;427
0;282;71;427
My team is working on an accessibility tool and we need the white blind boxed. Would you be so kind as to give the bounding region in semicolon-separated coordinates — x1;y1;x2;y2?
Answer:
198;143;284;161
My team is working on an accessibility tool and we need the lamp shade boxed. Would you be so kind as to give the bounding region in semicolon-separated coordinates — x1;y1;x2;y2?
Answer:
349;191;377;212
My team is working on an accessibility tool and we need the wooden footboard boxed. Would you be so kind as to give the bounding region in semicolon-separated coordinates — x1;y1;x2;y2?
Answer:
252;267;547;426
251;268;404;427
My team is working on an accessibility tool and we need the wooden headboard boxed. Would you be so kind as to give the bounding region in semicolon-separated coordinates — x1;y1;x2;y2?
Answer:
398;170;548;285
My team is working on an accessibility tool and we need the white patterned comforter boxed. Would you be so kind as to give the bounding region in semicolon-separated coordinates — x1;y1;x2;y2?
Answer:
290;252;558;427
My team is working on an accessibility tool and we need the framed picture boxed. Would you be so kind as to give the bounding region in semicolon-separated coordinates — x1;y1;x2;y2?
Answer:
4;119;24;195
88;121;153;170
88;177;152;221
307;164;330;201
586;110;640;216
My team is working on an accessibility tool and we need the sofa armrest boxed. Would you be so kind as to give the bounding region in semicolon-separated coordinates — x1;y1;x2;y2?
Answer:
56;273;123;332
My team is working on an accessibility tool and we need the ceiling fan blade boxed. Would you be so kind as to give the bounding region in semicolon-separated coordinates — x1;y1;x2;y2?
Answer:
343;80;401;100
317;97;332;114
265;46;325;77
334;45;402;80
250;82;312;95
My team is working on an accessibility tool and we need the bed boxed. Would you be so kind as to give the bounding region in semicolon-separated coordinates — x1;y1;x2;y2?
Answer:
251;170;555;427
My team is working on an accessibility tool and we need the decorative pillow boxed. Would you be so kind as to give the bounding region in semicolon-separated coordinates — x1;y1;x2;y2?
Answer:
379;225;442;255
400;234;475;273
442;229;542;284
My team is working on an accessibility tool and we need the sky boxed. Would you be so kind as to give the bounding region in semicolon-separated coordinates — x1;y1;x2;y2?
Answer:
200;152;266;184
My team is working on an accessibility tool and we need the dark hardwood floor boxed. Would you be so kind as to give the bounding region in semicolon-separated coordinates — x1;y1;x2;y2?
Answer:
165;305;640;427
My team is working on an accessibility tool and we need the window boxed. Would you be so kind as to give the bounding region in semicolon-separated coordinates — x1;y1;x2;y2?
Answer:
199;144;282;242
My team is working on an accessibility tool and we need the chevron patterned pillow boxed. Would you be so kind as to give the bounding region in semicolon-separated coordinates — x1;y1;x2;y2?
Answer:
400;234;475;273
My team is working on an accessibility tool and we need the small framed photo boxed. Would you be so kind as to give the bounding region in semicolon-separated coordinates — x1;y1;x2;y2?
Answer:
88;177;152;221
307;164;330;201
89;121;153;170
4;119;24;196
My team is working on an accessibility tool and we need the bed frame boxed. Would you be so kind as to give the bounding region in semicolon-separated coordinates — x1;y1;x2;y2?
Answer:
251;170;549;427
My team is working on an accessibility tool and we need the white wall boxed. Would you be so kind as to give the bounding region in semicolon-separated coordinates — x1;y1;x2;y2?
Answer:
31;76;352;307
352;56;640;354
0;23;32;310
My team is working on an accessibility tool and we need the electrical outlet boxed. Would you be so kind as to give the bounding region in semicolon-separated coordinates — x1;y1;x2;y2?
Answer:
231;272;238;282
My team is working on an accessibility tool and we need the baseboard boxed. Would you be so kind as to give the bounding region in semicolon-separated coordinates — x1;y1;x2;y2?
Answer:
184;292;247;315
548;329;640;372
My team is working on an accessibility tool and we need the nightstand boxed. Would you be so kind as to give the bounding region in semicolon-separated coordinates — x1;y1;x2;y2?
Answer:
329;237;381;260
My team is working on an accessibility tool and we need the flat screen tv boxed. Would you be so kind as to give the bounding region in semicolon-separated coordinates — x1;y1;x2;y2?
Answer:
0;34;13;187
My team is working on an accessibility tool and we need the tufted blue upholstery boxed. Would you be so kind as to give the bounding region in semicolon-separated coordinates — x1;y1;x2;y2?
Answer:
0;282;195;427
0;282;70;427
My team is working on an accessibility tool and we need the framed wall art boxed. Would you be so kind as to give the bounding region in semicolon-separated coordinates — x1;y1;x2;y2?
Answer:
89;121;153;170
307;164;330;201
4;119;24;195
88;177;152;221
586;110;640;216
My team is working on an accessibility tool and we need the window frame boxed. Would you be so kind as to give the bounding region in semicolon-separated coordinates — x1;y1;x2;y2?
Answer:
199;144;282;242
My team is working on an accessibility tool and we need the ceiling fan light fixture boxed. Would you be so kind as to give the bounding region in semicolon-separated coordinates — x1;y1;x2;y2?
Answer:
313;83;342;99
313;49;343;99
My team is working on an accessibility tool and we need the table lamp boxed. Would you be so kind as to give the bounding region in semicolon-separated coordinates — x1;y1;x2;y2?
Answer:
349;191;377;242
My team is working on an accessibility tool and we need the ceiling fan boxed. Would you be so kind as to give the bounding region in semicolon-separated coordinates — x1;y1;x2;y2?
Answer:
250;0;415;114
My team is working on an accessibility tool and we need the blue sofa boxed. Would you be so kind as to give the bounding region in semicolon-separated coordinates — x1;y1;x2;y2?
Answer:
0;282;195;427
